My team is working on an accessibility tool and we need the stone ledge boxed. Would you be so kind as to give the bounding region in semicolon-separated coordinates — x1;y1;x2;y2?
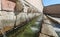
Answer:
41;23;58;37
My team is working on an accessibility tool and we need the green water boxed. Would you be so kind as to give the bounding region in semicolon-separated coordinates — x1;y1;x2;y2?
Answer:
6;17;39;37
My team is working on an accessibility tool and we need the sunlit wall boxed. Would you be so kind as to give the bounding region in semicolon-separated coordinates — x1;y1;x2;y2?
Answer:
25;0;43;12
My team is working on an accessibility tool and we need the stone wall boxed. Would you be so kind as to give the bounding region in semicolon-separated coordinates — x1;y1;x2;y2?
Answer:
0;0;1;10
39;15;58;37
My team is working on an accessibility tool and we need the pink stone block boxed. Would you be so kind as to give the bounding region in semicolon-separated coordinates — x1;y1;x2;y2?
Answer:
2;0;16;11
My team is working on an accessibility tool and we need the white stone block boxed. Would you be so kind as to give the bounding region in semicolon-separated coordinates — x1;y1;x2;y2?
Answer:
39;33;50;37
41;24;58;37
0;11;16;28
16;12;27;26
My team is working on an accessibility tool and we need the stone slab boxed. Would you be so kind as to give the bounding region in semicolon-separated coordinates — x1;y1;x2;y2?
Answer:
2;0;16;11
41;23;58;37
39;33;50;37
0;11;16;28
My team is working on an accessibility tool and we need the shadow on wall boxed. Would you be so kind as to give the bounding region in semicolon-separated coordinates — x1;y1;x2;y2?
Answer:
8;0;16;3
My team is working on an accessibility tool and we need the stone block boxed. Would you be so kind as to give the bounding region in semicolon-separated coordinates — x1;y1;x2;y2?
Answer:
39;33;50;37
2;0;16;11
0;11;16;28
16;12;27;26
41;23;58;37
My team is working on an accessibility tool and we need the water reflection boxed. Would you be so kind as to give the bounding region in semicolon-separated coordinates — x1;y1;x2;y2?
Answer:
52;23;60;37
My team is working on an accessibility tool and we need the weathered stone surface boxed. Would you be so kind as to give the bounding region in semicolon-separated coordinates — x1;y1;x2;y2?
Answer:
35;13;41;16
0;0;1;10
47;15;60;24
2;0;16;11
39;33;50;37
0;11;16;27
28;13;33;19
24;6;29;12
15;0;24;12
25;0;43;12
16;12;27;26
44;15;52;24
41;23;58;37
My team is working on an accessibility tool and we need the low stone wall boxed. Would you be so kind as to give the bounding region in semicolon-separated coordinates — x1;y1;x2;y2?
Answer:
39;15;58;37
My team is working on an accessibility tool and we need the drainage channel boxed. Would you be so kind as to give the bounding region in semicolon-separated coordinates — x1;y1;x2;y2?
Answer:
1;16;43;37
